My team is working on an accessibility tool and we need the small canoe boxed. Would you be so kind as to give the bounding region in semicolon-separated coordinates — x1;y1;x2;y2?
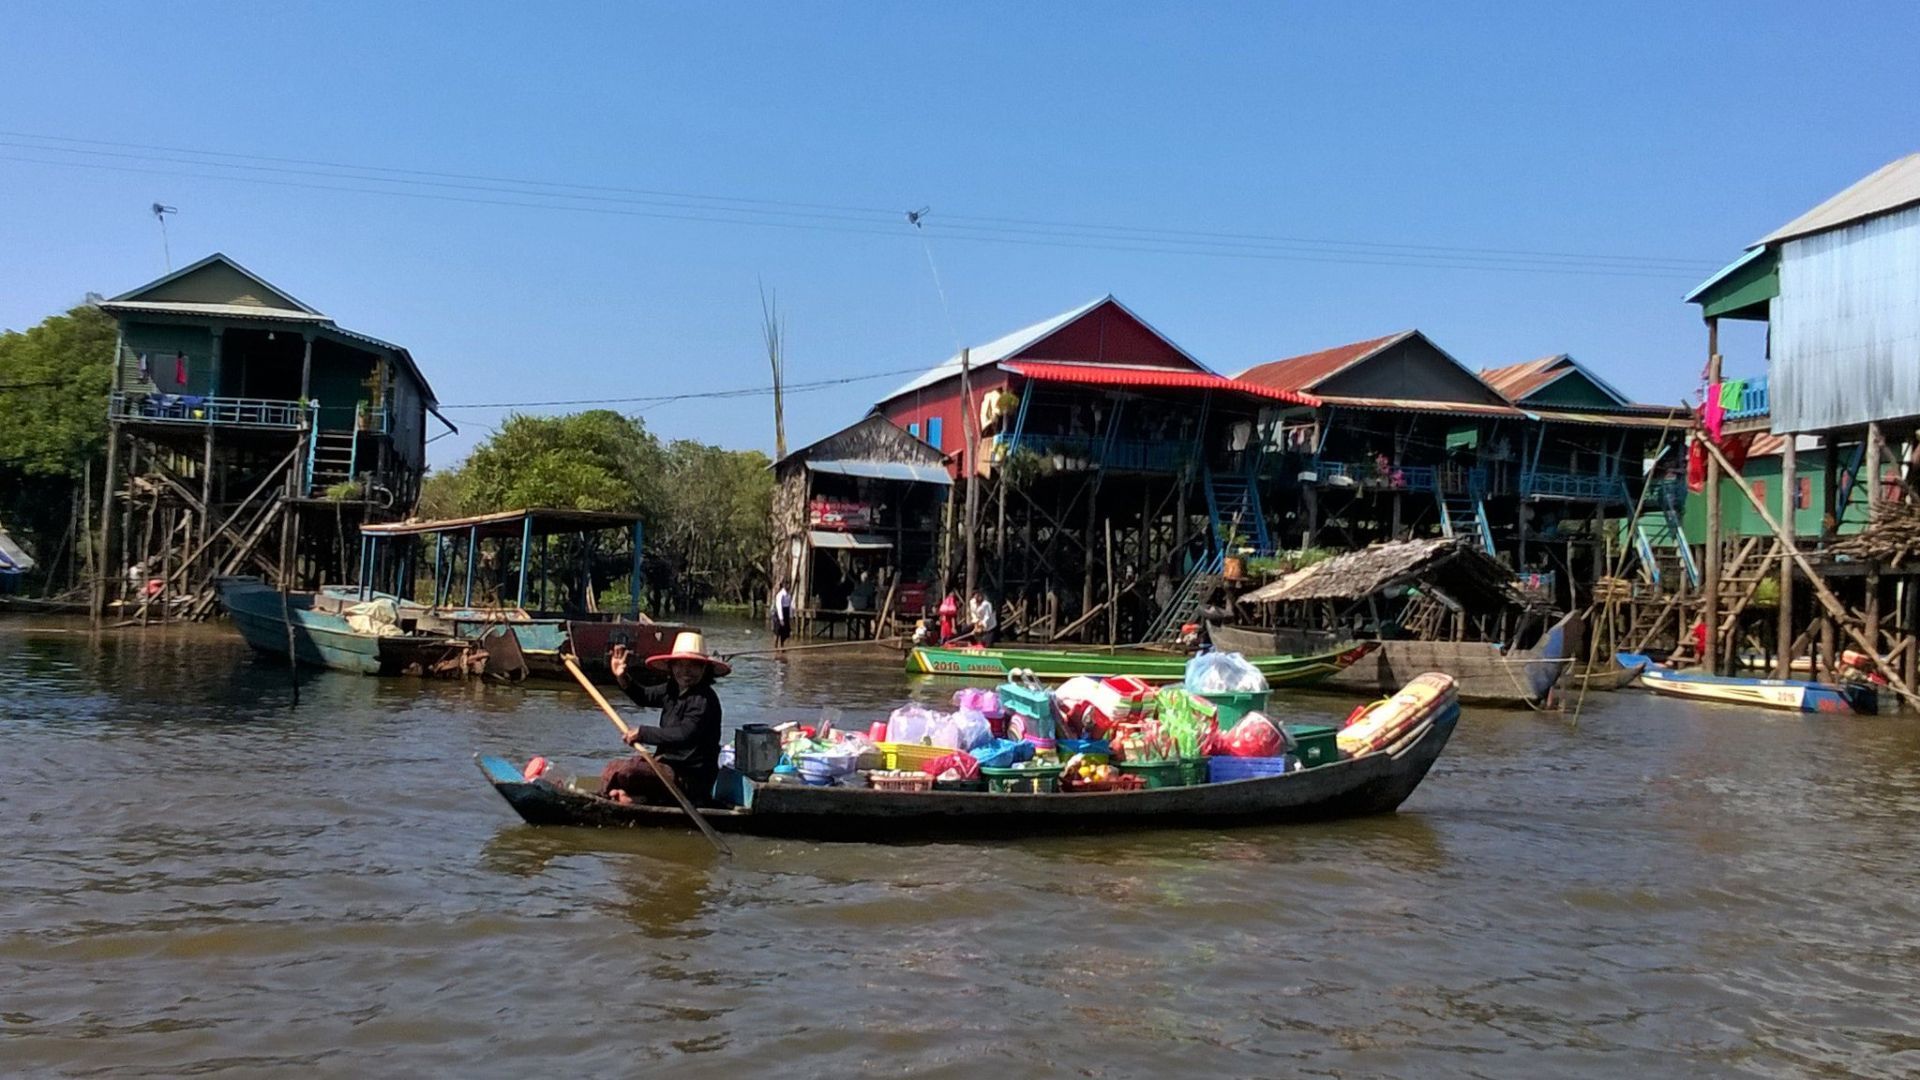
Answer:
1572;655;1646;692
1210;611;1580;707
475;699;1457;840
905;641;1372;685
1618;652;1877;715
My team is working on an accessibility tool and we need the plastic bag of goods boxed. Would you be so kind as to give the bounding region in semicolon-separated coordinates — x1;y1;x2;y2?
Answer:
1339;673;1456;758
952;687;1005;718
1154;687;1219;758
972;737;1036;769
922;750;981;781
1222;711;1291;758
1183;651;1270;695
943;707;992;750
887;704;938;745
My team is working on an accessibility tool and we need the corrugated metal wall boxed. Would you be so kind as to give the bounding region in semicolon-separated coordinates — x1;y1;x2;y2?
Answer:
1770;204;1920;433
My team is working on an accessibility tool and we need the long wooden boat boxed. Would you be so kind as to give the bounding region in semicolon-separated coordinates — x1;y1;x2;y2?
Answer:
904;641;1374;686
1208;611;1579;707
1618;652;1877;715
475;700;1457;841
218;577;410;674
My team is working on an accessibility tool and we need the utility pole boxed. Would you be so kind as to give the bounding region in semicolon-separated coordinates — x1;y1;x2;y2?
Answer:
961;347;978;601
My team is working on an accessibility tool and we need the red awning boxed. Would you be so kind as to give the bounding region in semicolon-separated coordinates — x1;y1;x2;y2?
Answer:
1002;361;1319;406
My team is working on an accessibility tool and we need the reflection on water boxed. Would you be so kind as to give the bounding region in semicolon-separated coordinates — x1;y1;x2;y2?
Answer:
5;613;1920;1077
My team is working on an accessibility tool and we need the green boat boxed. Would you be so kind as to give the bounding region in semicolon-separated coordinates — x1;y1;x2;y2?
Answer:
906;641;1375;685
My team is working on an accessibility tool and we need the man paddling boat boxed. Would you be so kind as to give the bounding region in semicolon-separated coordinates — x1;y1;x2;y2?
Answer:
600;631;730;806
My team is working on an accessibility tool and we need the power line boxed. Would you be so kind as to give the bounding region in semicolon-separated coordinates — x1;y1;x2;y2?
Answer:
0;132;1720;279
434;363;928;410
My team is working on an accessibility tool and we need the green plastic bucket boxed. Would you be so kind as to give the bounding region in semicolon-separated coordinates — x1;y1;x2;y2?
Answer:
1199;690;1271;728
1117;759;1185;789
1177;757;1210;786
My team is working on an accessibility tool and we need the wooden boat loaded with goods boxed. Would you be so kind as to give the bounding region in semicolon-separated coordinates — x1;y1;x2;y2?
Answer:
478;658;1463;841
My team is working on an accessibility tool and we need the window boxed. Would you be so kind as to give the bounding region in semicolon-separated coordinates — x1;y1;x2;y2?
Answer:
928;416;943;450
907;422;920;438
1797;477;1812;510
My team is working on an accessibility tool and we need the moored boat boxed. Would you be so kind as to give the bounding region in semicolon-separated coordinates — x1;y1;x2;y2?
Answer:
905;641;1373;686
1619;652;1877;715
1209;611;1580;707
1572;654;1646;692
474;693;1458;840
218;576;415;674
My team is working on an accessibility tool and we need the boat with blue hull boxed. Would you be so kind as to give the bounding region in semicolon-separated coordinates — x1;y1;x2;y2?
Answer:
218;577;400;674
1619;652;1877;715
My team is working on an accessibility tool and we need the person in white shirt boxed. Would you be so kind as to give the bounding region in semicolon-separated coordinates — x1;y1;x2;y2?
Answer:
969;590;998;647
773;581;794;649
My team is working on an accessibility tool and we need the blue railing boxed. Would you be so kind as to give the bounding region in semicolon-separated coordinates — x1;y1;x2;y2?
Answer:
1522;470;1632;504
355;401;393;434
993;432;1189;473
1722;376;1769;421
111;391;315;429
1309;458;1440;493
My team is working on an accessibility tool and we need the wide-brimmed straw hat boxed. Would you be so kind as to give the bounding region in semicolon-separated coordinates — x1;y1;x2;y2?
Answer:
646;631;732;677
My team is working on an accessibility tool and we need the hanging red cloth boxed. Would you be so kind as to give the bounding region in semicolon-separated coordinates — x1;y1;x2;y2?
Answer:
1687;437;1707;493
174;352;188;386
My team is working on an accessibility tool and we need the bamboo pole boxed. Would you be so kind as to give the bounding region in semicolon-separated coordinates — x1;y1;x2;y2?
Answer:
1700;435;1920;710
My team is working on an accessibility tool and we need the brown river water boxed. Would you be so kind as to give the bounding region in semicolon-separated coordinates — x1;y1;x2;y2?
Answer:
4;614;1919;1078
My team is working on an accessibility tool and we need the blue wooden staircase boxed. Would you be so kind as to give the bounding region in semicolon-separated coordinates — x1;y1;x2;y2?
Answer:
1437;492;1495;554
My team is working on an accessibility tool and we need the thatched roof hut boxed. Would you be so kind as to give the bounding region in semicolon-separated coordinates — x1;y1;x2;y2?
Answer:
1236;537;1526;613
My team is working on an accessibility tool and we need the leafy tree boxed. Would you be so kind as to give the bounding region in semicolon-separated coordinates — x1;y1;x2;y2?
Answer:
0;304;116;579
456;410;666;519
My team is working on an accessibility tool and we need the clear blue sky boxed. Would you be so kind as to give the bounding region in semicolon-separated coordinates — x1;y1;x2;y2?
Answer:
3;2;1915;467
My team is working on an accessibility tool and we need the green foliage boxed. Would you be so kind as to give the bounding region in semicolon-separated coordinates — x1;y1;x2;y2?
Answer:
0;305;115;478
425;412;773;606
324;479;364;501
0;304;116;579
457;411;666;515
1750;575;1781;609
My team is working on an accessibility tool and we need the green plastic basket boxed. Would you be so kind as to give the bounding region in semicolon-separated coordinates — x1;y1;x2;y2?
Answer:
1178;756;1210;787
1116;759;1185;789
1289;723;1341;768
1199;690;1271;728
981;764;1061;794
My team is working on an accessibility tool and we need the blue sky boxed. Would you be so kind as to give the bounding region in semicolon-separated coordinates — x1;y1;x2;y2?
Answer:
3;2;1915;466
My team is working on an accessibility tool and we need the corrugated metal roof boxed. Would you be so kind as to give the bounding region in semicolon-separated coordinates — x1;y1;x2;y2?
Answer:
1759;152;1920;246
1527;408;1686;429
878;295;1211;403
1315;395;1527;418
361;508;642;538
808;530;892;550
1235;331;1412;392
806;459;951;484
1684;245;1771;303
99;300;331;323
1002;360;1319;405
1480;356;1568;400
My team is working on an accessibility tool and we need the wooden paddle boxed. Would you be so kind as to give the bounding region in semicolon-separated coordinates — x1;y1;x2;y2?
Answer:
561;654;733;858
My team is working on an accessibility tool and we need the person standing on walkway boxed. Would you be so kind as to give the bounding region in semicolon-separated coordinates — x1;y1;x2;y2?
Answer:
773;580;794;651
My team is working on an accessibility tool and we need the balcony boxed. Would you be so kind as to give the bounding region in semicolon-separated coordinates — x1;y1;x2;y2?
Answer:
1722;376;1769;421
993;432;1191;473
1522;470;1632;504
111;391;314;430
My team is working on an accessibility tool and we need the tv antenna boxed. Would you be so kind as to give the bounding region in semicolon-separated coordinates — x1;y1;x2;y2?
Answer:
151;203;177;270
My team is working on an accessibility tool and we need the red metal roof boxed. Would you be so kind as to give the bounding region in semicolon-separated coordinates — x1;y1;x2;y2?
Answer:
1003;360;1319;405
1235;331;1411;392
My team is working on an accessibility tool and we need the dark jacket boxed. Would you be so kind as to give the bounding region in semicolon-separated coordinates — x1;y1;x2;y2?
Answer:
621;677;723;782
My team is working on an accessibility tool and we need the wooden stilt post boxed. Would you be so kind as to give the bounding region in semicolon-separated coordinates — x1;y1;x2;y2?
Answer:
1777;437;1797;679
960;347;978;602
1703;319;1722;673
92;425;121;625
1104;518;1116;647
1866;421;1883;512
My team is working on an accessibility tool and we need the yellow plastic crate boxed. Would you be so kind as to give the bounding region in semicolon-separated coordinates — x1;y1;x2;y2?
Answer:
878;741;950;772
